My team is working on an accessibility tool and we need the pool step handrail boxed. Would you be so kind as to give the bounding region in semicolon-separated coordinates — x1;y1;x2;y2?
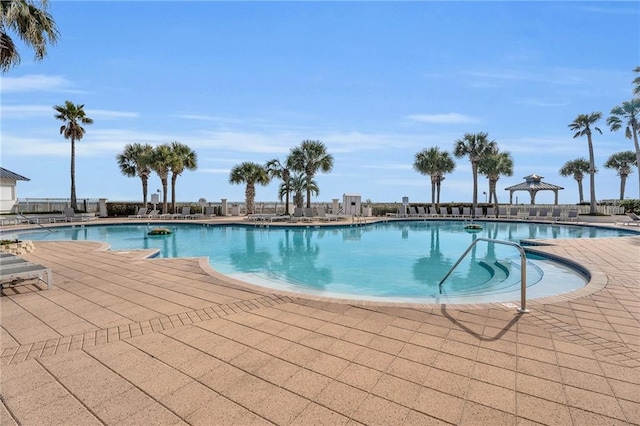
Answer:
438;237;529;313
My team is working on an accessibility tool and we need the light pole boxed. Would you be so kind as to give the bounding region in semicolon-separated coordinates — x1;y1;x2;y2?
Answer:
483;191;487;203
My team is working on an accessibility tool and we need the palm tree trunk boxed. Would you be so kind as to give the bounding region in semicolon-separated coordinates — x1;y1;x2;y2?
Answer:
587;136;597;214
471;162;479;214
70;137;77;211
577;178;584;203
246;183;255;214
430;176;436;209
141;175;148;207
633;125;640;199
161;178;168;214
620;174;627;200
171;173;177;213
436;179;442;205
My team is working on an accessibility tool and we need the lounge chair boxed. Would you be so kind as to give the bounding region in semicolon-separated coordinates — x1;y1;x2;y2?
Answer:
1;262;53;290
461;207;472;218
509;207;519;219
129;207;148;218
427;206;438;217
203;206;216;218
64;207;90;222
145;209;160;219
439;207;449;217
0;255;30;267
172;206;192;219
617;212;640;226
562;209;579;222
291;207;305;222
486;207;496;218
526;207;538;220
550;208;562;221
538;208;549;220
474;207;484;218
498;207;508;218
316;208;338;221
302;207;316;222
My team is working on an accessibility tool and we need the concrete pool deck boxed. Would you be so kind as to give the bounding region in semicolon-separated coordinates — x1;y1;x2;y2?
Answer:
1;217;639;425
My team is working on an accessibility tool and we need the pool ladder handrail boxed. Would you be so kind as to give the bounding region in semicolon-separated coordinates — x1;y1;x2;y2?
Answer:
438;237;529;313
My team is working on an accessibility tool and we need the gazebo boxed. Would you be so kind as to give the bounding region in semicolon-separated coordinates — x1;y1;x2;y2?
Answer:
504;174;564;205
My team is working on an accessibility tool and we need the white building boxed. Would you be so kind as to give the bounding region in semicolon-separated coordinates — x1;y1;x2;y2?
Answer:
0;167;30;213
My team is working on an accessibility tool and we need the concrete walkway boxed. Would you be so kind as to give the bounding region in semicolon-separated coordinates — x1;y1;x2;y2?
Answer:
1;219;639;425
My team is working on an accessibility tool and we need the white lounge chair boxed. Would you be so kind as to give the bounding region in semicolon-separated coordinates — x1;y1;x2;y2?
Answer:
562;209;579;222
486;207;496;218
509;207;519;219
129;207;148;218
474;207;484;218
498;207;508;218
461;207;472;218
538;208;549;220
550;208;562;221
617;212;640;226
1;263;53;290
172;206;192;219
316;208;338;221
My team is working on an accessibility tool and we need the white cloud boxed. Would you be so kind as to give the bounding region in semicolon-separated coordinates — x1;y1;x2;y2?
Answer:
87;109;139;119
407;113;480;124
0;104;54;118
0;74;74;93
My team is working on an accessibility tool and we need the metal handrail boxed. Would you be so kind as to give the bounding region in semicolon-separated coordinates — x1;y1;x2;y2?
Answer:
438;237;529;313
16;212;51;232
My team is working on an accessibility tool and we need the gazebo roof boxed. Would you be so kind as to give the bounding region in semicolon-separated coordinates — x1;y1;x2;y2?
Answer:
505;174;563;191
0;167;30;181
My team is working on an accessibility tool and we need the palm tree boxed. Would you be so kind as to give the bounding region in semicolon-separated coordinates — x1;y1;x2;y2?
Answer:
478;147;513;207
607;99;640;198
149;143;173;214
559;158;591;204
453;132;496;214
0;0;59;72
569;112;602;214
633;66;640;97
413;147;455;209
265;158;292;214
53;100;94;211
289;174;315;209
168;141;198;213
116;143;154;207
229;162;270;215
289;140;334;208
604;151;637;200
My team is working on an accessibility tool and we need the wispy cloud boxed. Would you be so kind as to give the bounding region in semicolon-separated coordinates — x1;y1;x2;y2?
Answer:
87;109;139;119
0;74;78;93
407;113;480;124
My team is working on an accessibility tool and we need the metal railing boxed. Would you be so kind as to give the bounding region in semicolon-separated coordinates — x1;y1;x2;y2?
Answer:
438;237;529;313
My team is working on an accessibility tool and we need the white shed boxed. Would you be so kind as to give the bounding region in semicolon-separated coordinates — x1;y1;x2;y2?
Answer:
343;193;361;215
0;168;30;213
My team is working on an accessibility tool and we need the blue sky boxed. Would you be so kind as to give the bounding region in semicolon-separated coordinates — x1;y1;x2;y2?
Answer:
2;1;638;206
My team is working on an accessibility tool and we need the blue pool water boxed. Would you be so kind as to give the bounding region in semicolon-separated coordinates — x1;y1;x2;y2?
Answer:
5;221;636;304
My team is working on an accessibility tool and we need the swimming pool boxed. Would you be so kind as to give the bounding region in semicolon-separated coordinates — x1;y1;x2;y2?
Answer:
6;220;637;304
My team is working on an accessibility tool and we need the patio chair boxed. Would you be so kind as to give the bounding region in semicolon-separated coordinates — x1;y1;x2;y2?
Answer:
563;209;579;222
145;209;160;219
461;207;472;218
550;208;562;221
439;207;449;217
172;206;192;219
526;207;538;220
291;207;305;222
498;207;508;218
509;207;519;219
128;207;147;218
474;207;484;218
486;207;496;218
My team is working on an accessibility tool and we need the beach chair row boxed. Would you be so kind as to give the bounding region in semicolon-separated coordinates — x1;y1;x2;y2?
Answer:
128;206;217;220
0;253;53;291
248;207;343;223
389;206;580;222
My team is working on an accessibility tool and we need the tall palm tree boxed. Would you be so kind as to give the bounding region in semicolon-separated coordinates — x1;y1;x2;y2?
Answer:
413;147;455;209
53;100;93;211
559;158;591;204
569;112;602;214
478;147;513;206
633;66;640;97
116;143;154;207
604;151;637;200
607;99;640;198
149;143;173;214
289;140;334;208
168;141;198;213
453;132;496;214
0;0;59;72
229;162;270;215
265;158;292;214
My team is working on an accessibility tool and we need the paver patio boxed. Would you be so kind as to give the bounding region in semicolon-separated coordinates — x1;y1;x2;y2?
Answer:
1;218;639;425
